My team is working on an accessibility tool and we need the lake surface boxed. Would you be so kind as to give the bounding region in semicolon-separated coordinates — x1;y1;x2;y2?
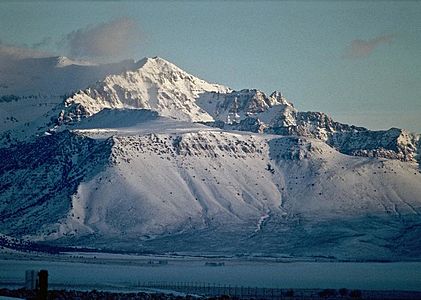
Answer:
1;257;420;291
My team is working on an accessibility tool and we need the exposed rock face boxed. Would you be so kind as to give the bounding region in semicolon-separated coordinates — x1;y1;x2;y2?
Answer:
196;89;287;124
329;128;420;162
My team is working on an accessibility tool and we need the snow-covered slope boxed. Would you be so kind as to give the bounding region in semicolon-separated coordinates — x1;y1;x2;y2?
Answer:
0;112;420;260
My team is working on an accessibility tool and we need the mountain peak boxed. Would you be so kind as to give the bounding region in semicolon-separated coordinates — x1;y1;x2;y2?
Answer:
135;56;179;67
135;56;196;78
60;56;231;123
149;55;168;62
270;91;292;106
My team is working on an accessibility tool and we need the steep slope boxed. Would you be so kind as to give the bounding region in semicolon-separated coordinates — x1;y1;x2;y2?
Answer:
196;89;290;124
0;131;112;236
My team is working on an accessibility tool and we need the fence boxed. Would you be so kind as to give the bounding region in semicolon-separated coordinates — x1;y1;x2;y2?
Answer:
138;281;304;299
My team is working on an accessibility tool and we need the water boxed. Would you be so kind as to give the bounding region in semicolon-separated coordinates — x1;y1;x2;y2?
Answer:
1;258;420;291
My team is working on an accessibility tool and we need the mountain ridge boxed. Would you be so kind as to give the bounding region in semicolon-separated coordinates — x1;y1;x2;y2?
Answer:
2;56;419;165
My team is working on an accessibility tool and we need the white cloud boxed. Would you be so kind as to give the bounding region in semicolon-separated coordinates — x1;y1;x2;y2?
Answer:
61;17;142;60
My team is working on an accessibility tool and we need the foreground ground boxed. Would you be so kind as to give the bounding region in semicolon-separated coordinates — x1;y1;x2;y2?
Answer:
2;287;421;300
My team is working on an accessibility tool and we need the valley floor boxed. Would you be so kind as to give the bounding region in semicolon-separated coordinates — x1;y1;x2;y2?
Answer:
1;251;421;294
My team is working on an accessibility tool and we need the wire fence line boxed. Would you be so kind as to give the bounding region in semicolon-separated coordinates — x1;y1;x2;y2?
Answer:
139;281;317;299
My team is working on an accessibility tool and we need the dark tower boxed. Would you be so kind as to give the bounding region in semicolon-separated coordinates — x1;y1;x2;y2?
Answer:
37;270;48;300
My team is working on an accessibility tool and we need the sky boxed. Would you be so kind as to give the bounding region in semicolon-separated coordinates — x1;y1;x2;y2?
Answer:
0;0;420;132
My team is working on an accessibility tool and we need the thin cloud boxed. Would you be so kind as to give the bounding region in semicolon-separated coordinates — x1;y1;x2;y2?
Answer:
0;43;52;60
61;17;142;60
343;34;395;59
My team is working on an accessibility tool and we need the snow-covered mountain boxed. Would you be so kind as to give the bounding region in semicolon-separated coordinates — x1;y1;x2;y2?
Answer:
0;56;420;260
56;57;420;163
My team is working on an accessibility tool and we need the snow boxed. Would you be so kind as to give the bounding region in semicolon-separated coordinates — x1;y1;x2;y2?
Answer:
2;116;418;260
254;213;270;233
0;55;420;261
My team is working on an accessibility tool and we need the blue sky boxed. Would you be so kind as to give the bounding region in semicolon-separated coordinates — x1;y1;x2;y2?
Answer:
0;1;420;131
